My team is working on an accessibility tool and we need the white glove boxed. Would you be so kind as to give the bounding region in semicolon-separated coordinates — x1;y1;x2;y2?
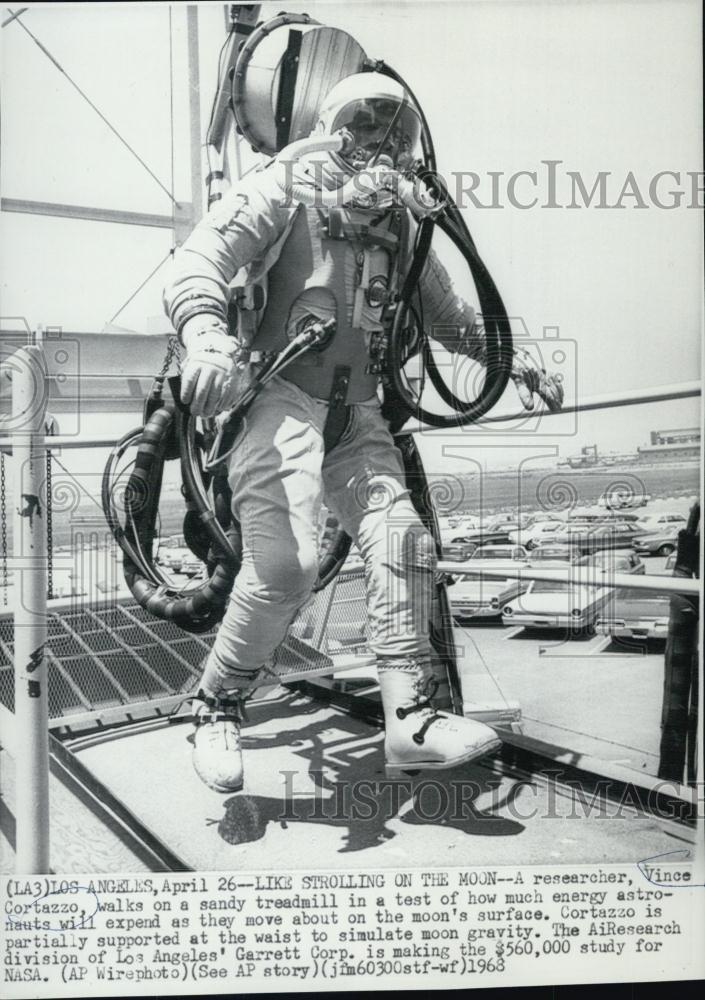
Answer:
510;348;564;413
179;317;243;417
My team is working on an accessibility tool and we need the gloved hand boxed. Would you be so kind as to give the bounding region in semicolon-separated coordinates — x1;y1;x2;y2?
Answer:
179;317;243;417
510;347;564;413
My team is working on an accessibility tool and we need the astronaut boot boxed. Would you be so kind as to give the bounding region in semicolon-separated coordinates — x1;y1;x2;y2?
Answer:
191;688;249;793
378;659;502;774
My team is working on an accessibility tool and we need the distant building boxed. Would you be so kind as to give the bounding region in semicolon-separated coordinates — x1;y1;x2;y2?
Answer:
558;444;636;469
637;428;700;464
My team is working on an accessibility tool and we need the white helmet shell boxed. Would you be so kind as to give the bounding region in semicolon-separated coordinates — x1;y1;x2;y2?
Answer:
315;72;422;174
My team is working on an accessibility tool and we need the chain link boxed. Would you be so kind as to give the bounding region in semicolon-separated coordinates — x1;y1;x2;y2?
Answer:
158;334;182;380
1;454;7;606
46;450;53;600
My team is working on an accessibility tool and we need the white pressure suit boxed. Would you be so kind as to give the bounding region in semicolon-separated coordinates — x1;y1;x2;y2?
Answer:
161;73;560;791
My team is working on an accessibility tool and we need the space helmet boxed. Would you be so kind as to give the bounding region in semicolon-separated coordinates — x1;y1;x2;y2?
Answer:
315;72;422;175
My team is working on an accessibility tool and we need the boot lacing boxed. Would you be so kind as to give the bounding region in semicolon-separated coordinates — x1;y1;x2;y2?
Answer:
394;679;443;746
171;688;248;725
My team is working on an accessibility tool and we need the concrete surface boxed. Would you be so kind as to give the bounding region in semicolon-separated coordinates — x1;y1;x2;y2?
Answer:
74;688;694;873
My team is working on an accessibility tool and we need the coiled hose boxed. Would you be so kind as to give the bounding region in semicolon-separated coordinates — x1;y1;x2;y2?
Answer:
375;61;514;428
102;393;351;634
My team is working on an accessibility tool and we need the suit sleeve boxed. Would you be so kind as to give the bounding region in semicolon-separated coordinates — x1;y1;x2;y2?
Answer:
419;247;487;365
162;168;293;335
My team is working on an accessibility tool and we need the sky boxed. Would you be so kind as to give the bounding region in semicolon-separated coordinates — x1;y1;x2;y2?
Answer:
1;0;702;471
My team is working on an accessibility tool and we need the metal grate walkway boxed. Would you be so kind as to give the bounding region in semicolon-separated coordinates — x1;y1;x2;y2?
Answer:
0;570;372;727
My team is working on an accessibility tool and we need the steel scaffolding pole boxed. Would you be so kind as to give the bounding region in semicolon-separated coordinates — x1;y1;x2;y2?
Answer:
187;5;203;224
11;344;50;873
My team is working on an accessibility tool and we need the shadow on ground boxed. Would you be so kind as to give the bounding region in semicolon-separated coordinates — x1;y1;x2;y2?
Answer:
188;691;526;853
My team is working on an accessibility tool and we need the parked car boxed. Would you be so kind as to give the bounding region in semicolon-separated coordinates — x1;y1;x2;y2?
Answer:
528;544;580;564
508;520;565;548
632;529;679;557
157;547;192;573
445;516;480;532
181;554;206;578
567;506;641;524
550;521;644;553
526;512;566;525
450;576;528;621
486;513;519;529
467;543;529;566
597;589;670;641
444;529;510;559
576;549;645;575
444;538;478;562
501;579;612;632
635;511;688;532
485;513;534;533
599;549;682;638
154;534;187;568
449;544;529;619
487;520;523;536
598;490;651;509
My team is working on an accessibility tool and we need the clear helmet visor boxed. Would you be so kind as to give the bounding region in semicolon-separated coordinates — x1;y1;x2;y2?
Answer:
331;97;422;171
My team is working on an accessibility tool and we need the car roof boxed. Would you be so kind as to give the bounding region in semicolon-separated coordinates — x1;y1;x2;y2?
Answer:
579;549;634;562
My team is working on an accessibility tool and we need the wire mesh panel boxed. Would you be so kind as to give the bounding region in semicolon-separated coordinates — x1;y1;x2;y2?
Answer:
91;606;134;630
0;665;13;712
47;660;87;718
169;638;210;671
112;623;160;647
97;651;170;700
0;619;13;653
0;639;12;668
138;641;199;691
62;611;104;634
139;618;199;642
49;633;94;658
80;630;123;653
0;567;374;725
59;654;124;709
321;570;368;654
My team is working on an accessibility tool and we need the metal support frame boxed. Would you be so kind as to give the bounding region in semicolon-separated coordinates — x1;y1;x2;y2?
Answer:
11;345;50;873
187;5;203;224
0;198;192;231
204;3;261;205
1;4;206;268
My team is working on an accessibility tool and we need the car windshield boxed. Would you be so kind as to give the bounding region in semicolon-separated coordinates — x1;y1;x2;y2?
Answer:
531;581;600;596
532;549;571;560
531;580;571;593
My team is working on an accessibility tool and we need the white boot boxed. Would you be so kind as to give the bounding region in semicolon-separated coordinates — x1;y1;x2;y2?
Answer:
191;689;247;793
378;662;502;774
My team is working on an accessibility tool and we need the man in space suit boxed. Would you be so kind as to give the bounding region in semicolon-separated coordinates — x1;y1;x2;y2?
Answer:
163;72;563;792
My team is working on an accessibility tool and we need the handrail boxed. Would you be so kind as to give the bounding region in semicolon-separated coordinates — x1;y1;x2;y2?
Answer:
439;562;701;596
0;435;129;452
398;379;701;435
1;378;700;451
